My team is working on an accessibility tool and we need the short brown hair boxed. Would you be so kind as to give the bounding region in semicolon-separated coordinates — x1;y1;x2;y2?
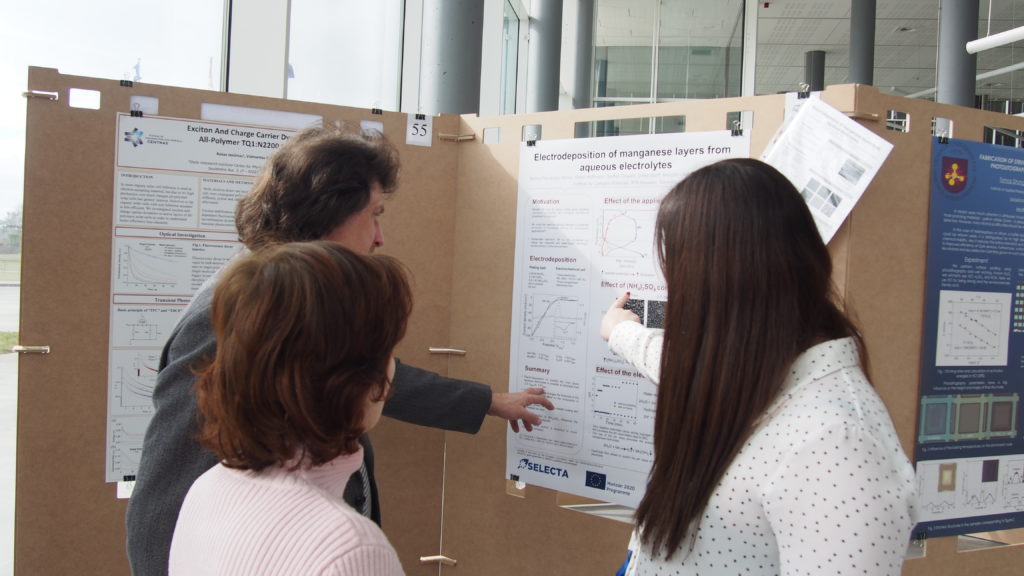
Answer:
195;241;412;470
235;125;400;250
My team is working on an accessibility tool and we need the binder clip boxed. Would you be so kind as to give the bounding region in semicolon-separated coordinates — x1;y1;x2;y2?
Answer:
731;119;743;137
130;103;144;118
123;475;136;482
797;82;810;99
937;130;949;145
526;140;537;147
371;107;383;115
120;79;134;88
415;113;426;120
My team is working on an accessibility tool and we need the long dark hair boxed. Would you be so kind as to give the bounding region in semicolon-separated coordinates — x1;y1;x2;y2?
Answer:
194;241;412;471
636;158;867;558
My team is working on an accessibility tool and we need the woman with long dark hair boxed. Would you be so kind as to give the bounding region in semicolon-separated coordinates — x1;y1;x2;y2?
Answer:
601;158;916;575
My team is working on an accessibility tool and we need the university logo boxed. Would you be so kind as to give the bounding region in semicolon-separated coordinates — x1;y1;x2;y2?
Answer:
124;128;145;147
941;156;968;194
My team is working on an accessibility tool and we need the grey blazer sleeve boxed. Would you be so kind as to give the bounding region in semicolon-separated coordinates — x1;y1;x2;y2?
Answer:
385;359;493;434
125;287;218;576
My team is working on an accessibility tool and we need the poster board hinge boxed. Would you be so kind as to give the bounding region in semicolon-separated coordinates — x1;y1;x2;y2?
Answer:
843;110;879;121
22;90;59;101
428;347;467;356
438;133;475;142
419;555;457;566
12;345;50;355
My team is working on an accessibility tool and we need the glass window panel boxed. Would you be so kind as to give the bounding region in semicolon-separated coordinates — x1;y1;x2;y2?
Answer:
973;2;1024;110
596;46;655;100
501;1;521;115
288;0;403;110
653;114;686;134
2;0;225;220
577;102;648;137
593;0;656;106
4;2;224;90
575;103;684;137
657;0;744;100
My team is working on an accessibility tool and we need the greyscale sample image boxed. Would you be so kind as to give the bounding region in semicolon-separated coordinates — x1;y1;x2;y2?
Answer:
625;298;666;329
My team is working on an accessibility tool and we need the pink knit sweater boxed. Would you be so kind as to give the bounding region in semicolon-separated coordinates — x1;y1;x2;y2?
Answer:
169;447;405;575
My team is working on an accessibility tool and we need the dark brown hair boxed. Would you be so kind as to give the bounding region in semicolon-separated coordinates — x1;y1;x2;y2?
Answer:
637;158;867;558
194;241;412;471
235;124;399;250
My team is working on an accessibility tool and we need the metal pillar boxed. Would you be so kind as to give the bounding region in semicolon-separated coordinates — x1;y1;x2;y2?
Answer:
741;0;758;96
573;0;594;136
571;0;594;110
420;0;485;115
526;0;563;113
805;50;825;91
936;0;978;107
849;0;876;85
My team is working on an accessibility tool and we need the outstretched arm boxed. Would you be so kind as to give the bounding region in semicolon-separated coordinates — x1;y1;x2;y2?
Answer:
602;292;663;384
387;360;556;434
600;292;640;341
386;360;493;433
489;387;555;433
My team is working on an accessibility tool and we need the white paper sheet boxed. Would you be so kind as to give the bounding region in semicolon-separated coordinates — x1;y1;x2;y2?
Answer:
106;114;294;482
761;97;893;243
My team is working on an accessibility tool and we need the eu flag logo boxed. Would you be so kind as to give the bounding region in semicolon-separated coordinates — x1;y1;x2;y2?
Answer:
586;471;607;490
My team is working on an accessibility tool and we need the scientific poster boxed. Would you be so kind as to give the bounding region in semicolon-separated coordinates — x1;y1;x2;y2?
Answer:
915;136;1024;537
106;114;293;482
507;130;749;507
761;97;893;243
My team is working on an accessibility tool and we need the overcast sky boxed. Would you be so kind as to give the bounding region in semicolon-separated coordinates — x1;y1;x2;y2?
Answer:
0;1;224;218
0;1;403;222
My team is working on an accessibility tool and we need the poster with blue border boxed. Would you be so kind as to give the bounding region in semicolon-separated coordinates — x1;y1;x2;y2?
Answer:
915;136;1024;538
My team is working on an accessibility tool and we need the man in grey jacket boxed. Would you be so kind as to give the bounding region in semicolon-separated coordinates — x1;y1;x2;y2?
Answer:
125;125;553;575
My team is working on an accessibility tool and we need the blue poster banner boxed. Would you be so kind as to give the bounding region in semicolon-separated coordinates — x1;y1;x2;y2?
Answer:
915;137;1024;538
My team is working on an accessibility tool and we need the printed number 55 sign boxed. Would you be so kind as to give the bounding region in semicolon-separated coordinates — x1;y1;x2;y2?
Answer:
406;114;432;147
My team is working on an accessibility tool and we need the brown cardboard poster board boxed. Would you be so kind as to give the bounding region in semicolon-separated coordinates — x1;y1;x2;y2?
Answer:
440;86;1024;574
18;67;452;575
17;67;1024;574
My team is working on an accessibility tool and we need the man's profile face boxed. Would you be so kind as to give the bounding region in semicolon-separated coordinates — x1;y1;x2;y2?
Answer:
322;182;386;254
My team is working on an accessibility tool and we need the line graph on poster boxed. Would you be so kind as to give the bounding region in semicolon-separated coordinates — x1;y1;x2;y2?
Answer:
935;289;1011;366
110;349;160;414
598;209;656;259
590;376;640;422
107;416;148;482
522;293;585;346
114;239;190;293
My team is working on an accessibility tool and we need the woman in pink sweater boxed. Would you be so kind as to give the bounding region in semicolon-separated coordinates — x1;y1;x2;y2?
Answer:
169;241;411;575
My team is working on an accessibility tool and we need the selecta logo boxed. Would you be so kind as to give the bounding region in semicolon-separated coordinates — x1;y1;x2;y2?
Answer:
516;458;569;478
